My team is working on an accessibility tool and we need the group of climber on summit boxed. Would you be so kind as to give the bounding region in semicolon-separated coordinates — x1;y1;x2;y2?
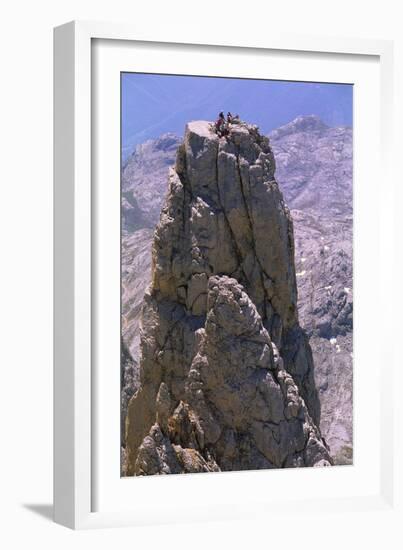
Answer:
214;111;240;138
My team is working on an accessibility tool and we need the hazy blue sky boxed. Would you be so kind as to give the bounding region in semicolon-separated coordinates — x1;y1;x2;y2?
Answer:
122;73;352;158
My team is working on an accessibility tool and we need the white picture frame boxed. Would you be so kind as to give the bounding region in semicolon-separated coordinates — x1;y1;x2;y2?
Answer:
54;20;398;530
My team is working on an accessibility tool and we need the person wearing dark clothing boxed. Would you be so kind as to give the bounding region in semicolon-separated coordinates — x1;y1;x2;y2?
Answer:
215;112;226;137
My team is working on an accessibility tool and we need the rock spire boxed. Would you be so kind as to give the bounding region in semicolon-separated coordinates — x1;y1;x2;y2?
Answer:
124;120;331;474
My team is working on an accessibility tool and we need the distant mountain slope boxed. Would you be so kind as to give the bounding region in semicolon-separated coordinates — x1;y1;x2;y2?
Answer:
121;115;353;465
270;115;352;218
122;133;182;230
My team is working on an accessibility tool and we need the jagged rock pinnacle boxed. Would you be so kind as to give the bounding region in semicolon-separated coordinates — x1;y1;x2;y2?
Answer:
124;119;331;475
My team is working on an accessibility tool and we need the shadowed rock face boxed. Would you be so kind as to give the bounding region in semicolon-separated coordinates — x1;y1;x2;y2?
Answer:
124;121;331;475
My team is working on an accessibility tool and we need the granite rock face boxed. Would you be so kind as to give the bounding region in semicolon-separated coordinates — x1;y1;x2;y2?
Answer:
124;121;331;475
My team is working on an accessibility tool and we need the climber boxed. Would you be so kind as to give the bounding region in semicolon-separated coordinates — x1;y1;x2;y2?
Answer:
227;111;233;124
214;111;226;136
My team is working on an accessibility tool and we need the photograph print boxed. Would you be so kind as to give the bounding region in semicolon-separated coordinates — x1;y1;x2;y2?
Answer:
120;73;353;476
